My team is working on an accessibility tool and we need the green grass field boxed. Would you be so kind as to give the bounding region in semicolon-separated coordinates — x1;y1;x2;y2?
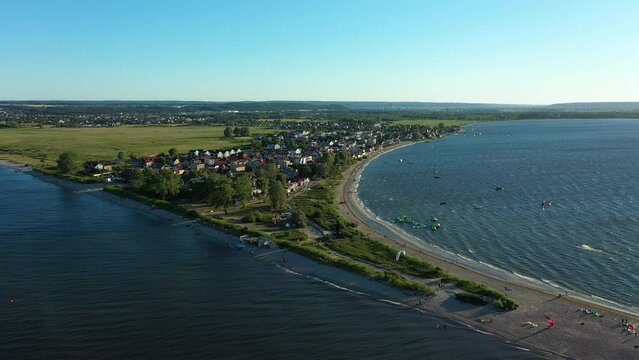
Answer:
0;125;276;166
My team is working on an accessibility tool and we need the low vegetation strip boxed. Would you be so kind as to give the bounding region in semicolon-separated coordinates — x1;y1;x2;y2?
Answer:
271;236;434;295
37;166;104;184
293;173;519;311
103;185;266;238
455;292;489;306
103;186;435;295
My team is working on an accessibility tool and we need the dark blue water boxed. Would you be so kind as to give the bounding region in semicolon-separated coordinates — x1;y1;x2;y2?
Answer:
0;167;537;359
359;119;639;310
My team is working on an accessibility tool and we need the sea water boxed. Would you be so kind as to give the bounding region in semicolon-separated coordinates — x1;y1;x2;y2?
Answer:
358;119;639;310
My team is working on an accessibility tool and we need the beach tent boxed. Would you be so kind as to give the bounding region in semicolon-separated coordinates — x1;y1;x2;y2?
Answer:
627;323;637;330
395;250;406;261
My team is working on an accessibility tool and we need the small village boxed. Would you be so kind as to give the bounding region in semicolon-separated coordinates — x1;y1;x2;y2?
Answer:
82;121;455;199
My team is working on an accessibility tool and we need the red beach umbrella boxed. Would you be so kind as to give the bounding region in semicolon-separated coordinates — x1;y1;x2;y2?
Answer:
628;323;637;330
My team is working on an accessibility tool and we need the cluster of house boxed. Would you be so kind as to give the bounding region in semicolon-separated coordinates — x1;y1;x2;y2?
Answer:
82;124;455;191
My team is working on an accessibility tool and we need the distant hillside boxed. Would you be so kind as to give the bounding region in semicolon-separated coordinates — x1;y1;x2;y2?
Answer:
547;102;639;111
2;100;639;113
317;101;534;111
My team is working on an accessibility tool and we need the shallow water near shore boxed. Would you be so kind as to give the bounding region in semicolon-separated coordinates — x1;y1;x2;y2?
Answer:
358;119;639;310
0;167;537;359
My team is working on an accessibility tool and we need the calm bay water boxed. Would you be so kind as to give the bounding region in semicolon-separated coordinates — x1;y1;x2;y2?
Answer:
359;119;639;309
0;167;536;359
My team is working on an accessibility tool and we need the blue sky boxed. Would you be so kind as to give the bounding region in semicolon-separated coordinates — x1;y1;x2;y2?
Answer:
1;0;638;103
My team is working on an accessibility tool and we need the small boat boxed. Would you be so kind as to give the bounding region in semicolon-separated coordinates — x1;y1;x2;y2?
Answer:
433;176;440;179
440;202;447;205
495;187;503;191
431;217;438;222
474;205;483;210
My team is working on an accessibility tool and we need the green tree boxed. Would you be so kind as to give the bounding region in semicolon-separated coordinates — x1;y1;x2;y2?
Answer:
259;162;279;181
233;174;253;207
291;209;307;228
205;174;235;214
315;163;329;178
146;169;183;200
298;164;312;178
269;181;287;211
168;148;178;157
130;169;148;191
56;151;79;173
276;173;287;187
224;126;233;138
322;152;336;175
256;177;269;198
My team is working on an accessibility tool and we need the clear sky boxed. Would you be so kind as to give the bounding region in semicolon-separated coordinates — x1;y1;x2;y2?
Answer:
1;0;638;103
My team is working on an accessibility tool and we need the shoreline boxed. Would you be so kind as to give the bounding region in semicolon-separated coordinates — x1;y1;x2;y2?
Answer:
3;154;638;358
349;140;638;315
2;160;560;359
0;158;104;192
338;139;639;359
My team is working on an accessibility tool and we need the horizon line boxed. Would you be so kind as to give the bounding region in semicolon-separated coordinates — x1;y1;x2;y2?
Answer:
1;99;639;106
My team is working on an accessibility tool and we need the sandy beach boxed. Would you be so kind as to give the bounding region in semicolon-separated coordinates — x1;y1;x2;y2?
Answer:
336;142;639;359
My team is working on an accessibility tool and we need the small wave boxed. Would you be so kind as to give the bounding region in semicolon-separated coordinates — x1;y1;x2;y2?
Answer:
541;279;562;289
474;328;494;336
478;261;504;272
279;266;367;296
378;298;409;307
512;272;540;284
455;253;475;263
279;263;437;314
589;295;628;309
468;249;474;253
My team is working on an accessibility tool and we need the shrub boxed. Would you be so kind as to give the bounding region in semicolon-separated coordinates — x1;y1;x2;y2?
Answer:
241;212;257;223
455;292;489;306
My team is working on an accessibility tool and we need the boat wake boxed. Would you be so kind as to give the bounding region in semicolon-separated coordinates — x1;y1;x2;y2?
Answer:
579;244;604;253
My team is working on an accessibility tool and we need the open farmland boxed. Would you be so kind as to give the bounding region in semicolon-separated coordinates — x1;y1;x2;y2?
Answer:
0;125;277;166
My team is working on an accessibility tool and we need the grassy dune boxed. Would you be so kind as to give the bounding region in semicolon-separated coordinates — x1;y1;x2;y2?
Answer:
0;125;276;166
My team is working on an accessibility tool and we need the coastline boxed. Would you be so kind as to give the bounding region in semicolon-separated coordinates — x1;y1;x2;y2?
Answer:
337;139;639;359
0;158;103;192
3;154;638;358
